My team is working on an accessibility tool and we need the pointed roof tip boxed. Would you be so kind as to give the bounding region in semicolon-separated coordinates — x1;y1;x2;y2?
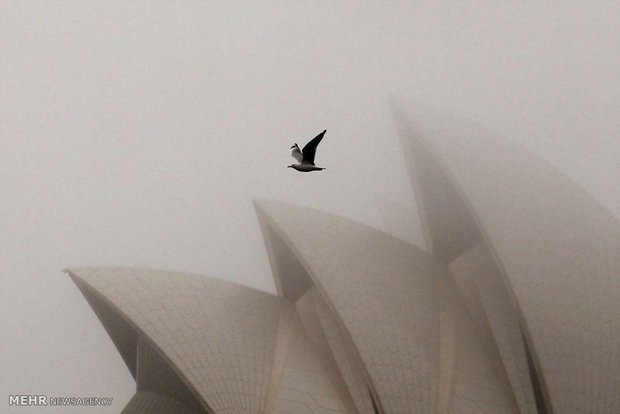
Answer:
253;199;266;216
388;97;442;127
254;200;318;224
252;198;269;209
252;198;285;216
64;268;81;277
64;268;83;284
64;267;87;274
253;198;295;213
64;267;106;284
64;267;88;275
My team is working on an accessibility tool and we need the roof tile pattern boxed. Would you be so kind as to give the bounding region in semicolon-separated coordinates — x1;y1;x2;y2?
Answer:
310;290;377;414
450;244;537;413
273;311;349;414
256;201;445;414
445;278;519;413
397;103;620;413
69;268;281;414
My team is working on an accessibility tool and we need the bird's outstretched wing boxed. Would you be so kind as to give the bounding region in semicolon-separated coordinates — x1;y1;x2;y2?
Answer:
290;144;303;163
301;130;326;165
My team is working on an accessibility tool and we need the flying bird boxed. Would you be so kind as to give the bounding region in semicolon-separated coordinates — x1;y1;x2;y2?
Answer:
288;130;327;172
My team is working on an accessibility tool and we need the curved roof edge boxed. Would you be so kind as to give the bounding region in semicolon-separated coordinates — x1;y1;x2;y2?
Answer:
391;99;620;413
68;266;358;414
254;198;445;413
66;268;215;413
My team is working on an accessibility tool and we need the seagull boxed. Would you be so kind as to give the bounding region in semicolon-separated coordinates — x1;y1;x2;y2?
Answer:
288;130;327;172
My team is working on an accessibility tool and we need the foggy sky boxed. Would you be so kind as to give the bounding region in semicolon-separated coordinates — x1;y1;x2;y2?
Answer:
2;1;619;412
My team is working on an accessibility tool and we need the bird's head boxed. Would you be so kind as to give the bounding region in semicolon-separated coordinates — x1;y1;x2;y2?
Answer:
287;165;294;168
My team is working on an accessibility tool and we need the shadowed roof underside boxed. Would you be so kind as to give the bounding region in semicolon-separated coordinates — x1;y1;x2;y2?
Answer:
392;102;620;413
254;200;522;413
68;267;359;414
68;268;282;414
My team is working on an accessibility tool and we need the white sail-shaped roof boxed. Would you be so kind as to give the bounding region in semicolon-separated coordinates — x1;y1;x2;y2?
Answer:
255;199;443;413
270;305;352;414
68;268;282;414
69;267;362;414
256;200;523;413
393;102;538;414
297;288;377;414
450;244;538;413
394;102;620;413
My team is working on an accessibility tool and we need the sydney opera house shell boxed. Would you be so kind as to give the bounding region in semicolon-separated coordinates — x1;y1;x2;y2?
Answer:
67;104;620;414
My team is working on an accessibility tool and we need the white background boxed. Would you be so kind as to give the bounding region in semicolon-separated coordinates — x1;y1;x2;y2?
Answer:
2;1;619;412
